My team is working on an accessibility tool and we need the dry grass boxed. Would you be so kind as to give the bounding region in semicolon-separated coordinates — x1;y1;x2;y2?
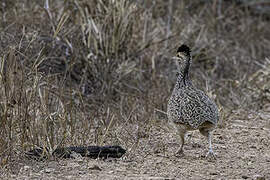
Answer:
0;0;270;177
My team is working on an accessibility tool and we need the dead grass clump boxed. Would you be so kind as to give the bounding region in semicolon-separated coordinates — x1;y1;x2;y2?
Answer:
0;48;66;164
245;58;270;109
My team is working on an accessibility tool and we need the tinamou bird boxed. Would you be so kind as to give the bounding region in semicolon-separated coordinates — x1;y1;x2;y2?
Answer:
167;44;219;158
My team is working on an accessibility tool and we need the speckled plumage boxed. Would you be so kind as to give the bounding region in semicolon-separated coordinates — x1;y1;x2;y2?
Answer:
168;78;219;129
167;44;219;157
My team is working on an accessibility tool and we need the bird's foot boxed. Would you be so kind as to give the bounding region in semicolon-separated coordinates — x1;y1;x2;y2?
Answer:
174;149;184;157
206;150;216;160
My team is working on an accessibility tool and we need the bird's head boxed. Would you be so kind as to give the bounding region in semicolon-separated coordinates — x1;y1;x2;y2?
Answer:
174;44;190;61
172;44;191;79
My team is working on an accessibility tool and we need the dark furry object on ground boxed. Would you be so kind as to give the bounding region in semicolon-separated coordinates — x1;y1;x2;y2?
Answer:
26;146;126;160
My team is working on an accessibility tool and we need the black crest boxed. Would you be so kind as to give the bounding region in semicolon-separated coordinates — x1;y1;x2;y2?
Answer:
177;44;190;56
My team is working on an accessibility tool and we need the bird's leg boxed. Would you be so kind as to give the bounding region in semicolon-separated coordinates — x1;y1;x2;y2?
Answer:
206;132;216;159
185;132;193;143
176;132;185;155
199;127;216;159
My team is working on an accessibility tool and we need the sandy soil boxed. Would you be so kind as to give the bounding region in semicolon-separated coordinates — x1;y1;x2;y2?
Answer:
1;108;270;180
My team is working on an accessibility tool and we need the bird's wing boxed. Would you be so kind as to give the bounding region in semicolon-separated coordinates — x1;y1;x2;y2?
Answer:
171;89;219;128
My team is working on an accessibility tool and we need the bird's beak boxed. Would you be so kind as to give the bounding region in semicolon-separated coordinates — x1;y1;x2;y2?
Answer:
172;52;186;61
172;56;180;60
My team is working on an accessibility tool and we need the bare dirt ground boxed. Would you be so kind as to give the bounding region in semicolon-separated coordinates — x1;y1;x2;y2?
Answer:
1;107;269;180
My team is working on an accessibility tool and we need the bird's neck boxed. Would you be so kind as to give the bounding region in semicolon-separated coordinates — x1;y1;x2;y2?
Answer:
176;56;192;87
